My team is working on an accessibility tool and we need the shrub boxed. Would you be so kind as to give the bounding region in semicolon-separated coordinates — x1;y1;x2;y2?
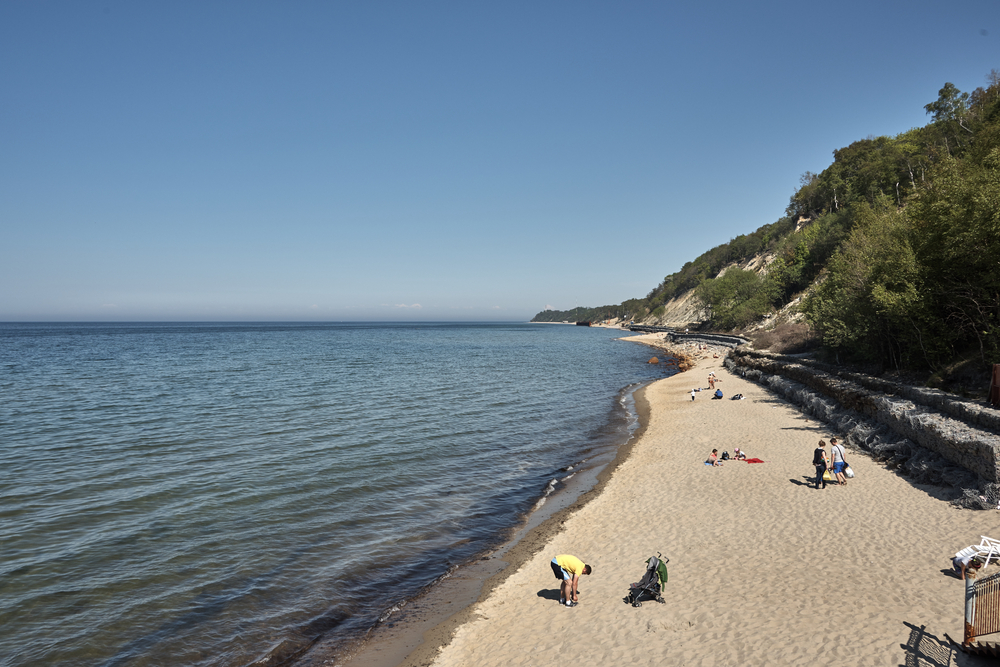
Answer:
750;323;819;354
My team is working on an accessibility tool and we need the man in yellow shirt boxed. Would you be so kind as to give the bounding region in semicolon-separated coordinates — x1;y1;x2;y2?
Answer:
550;554;592;607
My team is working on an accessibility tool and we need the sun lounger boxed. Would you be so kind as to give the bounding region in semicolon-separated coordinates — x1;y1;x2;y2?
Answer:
956;545;980;560
955;537;1000;568
976;536;1000;567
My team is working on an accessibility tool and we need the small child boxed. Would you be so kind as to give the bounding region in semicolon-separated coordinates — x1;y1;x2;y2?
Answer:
733;448;747;460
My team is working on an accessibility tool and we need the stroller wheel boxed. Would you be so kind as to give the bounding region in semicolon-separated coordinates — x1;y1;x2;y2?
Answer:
657;596;665;603
632;601;642;608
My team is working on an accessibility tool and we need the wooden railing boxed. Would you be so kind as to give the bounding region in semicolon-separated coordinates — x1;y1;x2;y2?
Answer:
967;570;1000;644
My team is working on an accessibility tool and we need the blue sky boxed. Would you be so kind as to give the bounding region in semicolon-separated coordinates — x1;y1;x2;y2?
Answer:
1;1;996;321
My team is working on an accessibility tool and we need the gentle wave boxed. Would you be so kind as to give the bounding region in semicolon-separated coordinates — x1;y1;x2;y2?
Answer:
0;322;674;667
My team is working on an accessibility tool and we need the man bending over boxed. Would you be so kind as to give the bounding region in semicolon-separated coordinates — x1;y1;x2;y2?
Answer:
550;554;592;607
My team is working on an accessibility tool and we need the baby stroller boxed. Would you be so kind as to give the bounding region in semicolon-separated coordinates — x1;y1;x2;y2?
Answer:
624;553;669;607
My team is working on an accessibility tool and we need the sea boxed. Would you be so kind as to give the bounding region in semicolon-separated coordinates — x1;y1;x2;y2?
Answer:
0;322;676;667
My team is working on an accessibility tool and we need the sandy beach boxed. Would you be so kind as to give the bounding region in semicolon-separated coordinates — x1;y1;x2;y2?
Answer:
411;342;1000;666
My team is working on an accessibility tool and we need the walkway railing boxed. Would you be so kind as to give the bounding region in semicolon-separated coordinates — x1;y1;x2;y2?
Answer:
966;570;1000;644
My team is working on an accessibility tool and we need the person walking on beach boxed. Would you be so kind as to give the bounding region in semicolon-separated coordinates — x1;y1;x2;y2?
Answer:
830;437;847;486
550;554;591;607
813;440;829;489
691;389;696;401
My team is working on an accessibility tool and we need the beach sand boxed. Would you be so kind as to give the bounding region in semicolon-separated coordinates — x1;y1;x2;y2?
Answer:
418;348;1000;667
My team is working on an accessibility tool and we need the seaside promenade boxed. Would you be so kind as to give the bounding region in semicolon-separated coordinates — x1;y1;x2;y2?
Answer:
416;342;998;666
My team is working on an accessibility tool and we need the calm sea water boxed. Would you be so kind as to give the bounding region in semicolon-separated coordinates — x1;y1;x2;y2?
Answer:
0;322;673;667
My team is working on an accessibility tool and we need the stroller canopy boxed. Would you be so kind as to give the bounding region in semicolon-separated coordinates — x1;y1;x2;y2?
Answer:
646;556;668;588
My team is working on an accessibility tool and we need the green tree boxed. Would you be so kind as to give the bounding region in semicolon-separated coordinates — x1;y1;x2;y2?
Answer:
924;82;970;124
924;82;975;157
697;268;775;331
806;198;935;368
908;149;1000;364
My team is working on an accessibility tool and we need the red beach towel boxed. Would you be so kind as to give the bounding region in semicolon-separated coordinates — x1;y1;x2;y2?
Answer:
744;458;765;464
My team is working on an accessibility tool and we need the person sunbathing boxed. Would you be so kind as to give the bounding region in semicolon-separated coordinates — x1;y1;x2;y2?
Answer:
706;449;723;466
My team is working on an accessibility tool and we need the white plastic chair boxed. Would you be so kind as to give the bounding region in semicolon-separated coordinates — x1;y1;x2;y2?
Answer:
976;536;1000;567
956;545;979;560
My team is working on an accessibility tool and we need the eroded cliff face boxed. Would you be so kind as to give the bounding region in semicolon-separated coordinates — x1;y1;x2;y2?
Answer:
639;249;807;332
648;289;708;328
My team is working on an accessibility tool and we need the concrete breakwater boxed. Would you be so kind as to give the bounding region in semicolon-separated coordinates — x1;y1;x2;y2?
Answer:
725;347;1000;509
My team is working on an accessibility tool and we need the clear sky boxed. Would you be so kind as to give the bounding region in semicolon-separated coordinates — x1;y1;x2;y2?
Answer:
1;1;996;322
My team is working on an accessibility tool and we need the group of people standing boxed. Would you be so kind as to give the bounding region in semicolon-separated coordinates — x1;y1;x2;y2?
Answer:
812;438;848;489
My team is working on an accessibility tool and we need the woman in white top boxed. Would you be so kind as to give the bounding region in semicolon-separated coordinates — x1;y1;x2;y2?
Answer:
829;437;847;486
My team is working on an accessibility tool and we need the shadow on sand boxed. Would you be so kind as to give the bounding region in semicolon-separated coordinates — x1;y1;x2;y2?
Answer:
536;589;561;602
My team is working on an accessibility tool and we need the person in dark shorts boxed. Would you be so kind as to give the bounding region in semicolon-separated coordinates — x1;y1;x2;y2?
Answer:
813;440;829;489
550;554;592;607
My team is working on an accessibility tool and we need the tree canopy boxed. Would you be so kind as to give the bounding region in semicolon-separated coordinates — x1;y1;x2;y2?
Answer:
534;70;1000;375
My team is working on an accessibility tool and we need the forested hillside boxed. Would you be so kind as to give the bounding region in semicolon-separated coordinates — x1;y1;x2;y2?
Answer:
534;70;1000;380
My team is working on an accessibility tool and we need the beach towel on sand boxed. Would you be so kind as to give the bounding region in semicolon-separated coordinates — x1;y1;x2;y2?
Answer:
744;458;765;464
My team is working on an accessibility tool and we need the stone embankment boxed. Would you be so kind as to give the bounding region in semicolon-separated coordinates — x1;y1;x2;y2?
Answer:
725;347;1000;510
673;332;750;348
627;326;749;349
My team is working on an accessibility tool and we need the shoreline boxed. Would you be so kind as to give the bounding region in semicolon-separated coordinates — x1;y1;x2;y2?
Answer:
617;330;702;372
320;334;695;667
392;384;653;667
302;380;657;667
417;350;998;667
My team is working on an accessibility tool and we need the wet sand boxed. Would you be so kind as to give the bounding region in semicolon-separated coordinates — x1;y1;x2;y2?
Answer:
413;345;1000;666
319;355;657;667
